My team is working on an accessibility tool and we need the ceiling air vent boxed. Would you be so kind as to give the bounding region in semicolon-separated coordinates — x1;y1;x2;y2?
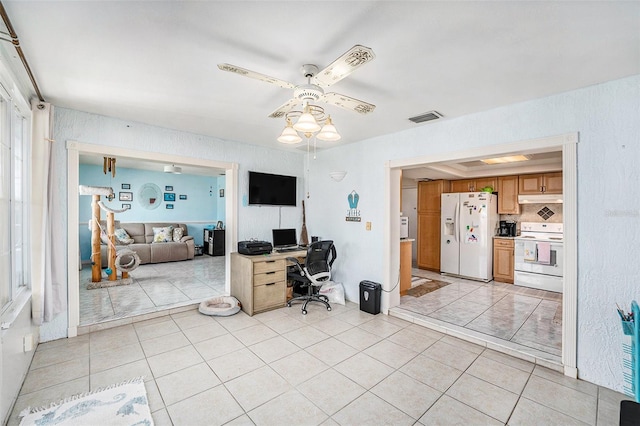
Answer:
408;111;443;124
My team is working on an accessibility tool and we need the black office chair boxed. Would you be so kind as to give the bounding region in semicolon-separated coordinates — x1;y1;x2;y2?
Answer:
286;240;336;315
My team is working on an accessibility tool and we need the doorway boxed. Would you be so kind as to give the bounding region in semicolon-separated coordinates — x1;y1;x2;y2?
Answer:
66;141;238;337
384;132;578;377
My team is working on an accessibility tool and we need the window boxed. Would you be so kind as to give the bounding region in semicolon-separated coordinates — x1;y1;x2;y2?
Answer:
0;86;30;313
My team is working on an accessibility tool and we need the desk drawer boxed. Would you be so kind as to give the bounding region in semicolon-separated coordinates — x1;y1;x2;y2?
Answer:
254;281;286;311
254;270;285;286
254;259;285;274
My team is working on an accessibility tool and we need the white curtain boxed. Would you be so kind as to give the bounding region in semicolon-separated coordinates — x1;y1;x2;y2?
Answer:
31;100;65;324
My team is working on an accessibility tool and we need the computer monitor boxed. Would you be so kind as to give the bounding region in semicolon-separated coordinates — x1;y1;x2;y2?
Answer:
272;228;297;249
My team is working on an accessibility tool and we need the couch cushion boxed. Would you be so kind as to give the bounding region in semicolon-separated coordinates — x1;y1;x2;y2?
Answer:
152;226;174;243
144;223;188;244
115;228;134;245
150;242;189;263
121;223;146;244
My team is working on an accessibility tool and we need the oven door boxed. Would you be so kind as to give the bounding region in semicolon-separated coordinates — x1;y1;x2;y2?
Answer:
514;239;563;277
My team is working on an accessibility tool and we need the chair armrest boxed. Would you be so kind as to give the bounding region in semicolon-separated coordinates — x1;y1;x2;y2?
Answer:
286;257;304;274
180;235;194;242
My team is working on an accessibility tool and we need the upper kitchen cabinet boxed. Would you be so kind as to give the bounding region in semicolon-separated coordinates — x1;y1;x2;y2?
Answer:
497;175;520;214
518;172;563;194
449;177;497;193
418;180;450;213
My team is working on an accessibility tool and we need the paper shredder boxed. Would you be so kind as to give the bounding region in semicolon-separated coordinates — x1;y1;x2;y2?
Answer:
359;280;381;315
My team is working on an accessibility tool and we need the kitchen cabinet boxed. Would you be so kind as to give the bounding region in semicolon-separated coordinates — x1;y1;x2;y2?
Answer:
497;175;520;214
417;180;449;271
493;238;514;283
418;180;449;213
449;177;497;193
417;213;440;271
518;172;562;195
400;239;413;296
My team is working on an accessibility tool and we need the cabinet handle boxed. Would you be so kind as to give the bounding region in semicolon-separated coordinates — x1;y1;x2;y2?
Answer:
265;260;275;263
265;271;275;275
265;282;276;286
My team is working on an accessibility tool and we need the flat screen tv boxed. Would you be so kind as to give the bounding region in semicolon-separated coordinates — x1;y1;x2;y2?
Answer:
248;171;297;206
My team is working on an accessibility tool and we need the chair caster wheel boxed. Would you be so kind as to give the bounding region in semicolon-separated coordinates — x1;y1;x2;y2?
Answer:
302;310;307;315
327;306;331;311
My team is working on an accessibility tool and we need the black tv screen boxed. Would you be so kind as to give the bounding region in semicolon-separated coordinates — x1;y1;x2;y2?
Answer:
248;171;297;206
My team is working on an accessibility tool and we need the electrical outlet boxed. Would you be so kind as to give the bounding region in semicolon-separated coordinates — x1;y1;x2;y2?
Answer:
366;222;372;231
23;333;34;352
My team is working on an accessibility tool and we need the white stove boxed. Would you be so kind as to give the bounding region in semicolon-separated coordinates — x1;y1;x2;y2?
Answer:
518;222;563;241
513;222;564;293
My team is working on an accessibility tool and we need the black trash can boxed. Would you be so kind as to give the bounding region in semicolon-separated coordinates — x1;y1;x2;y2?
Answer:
359;280;381;315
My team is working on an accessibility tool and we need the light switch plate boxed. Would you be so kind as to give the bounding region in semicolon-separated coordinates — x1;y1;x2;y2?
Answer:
366;222;372;231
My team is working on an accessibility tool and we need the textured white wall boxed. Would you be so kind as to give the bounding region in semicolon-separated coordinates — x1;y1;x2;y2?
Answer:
45;75;639;392
43;108;305;341
306;75;640;391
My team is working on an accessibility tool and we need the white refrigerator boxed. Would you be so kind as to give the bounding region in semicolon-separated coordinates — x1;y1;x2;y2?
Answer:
440;192;498;282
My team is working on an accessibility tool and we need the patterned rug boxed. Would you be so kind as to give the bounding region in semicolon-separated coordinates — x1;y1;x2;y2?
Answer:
405;276;452;297
19;377;152;426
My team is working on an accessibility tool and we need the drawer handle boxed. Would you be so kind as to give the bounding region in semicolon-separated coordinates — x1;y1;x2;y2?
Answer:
265;260;275;263
265;271;276;275
265;282;276;286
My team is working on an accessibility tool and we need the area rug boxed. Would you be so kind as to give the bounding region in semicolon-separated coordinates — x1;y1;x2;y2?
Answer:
406;277;451;297
19;377;153;426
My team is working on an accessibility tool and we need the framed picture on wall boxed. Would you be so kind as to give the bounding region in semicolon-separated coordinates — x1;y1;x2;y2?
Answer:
121;183;131;189
165;185;173;191
166;204;174;209
119;192;133;201
179;194;187;200
164;192;175;202
122;204;131;209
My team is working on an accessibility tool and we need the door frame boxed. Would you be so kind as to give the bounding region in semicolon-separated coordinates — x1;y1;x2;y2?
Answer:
66;140;238;337
383;132;578;377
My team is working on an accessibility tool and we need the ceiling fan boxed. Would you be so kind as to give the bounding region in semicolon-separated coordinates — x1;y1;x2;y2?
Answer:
218;44;376;126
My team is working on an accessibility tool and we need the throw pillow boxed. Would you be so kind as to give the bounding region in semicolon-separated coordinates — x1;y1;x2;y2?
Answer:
173;227;184;242
114;228;134;245
100;229;110;245
153;226;174;243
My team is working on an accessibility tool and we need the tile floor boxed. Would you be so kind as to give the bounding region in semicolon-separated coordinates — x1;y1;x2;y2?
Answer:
9;301;624;425
79;255;225;325
395;268;562;362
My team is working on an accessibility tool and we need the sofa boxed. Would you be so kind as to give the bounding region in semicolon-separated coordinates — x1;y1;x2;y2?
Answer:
100;222;194;266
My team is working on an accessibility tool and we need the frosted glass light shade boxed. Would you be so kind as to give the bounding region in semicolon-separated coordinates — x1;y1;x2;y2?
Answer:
293;112;321;133
277;123;302;144
317;116;341;141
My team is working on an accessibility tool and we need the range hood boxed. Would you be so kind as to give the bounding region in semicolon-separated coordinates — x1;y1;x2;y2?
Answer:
518;193;563;204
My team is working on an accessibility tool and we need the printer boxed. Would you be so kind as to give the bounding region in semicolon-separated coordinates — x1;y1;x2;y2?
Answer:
238;240;273;255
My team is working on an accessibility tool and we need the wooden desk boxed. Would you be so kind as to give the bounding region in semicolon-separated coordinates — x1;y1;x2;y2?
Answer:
231;250;306;316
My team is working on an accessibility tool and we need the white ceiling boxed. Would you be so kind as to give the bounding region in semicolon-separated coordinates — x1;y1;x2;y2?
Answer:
3;1;639;157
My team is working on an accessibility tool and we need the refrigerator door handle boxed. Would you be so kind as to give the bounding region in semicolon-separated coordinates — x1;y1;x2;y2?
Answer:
454;202;460;242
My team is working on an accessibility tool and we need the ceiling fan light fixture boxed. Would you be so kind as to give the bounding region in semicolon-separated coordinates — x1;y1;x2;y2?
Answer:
293;106;321;133
317;116;341;141
277;120;303;144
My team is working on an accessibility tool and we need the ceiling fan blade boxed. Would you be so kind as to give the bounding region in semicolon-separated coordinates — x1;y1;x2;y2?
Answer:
314;45;376;87
268;98;299;118
323;92;376;115
217;63;296;89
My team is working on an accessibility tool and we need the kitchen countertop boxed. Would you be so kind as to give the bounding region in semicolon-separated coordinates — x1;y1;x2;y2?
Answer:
494;235;518;239
400;238;415;242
